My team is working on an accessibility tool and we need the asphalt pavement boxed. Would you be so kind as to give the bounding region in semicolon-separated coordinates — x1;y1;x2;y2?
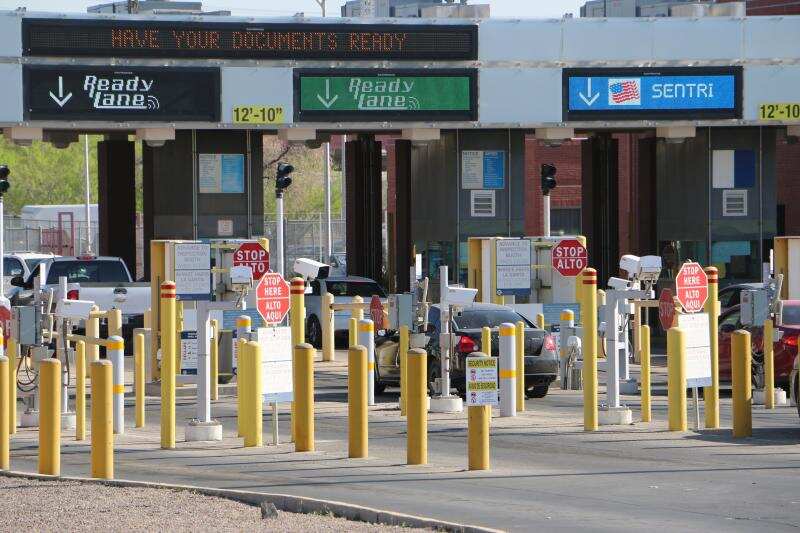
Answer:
7;350;800;532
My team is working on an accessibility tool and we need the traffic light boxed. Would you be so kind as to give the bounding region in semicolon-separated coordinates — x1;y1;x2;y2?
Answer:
540;163;556;195
275;162;294;197
0;165;10;196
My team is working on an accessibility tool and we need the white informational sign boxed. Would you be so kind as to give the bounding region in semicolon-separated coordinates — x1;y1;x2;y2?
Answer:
256;326;294;403
217;219;234;236
180;331;198;374
466;356;499;406
198;153;245;194
461;150;506;190
678;312;712;387
495;239;531;296
461;150;484;189
174;243;211;300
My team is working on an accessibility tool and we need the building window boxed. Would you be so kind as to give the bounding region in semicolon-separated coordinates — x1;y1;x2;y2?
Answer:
550;208;581;236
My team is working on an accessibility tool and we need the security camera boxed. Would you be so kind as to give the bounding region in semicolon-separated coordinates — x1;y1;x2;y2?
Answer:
620;254;662;283
608;277;630;290
445;286;478;306
293;258;330;281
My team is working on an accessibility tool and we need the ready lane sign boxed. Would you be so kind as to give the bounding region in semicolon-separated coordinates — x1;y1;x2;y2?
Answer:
294;69;477;122
24;65;220;122
563;67;741;121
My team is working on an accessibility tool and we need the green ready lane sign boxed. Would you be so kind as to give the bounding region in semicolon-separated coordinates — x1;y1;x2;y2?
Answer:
294;69;477;121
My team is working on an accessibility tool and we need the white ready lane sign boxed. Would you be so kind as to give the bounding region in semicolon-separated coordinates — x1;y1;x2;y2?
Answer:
466;356;499;406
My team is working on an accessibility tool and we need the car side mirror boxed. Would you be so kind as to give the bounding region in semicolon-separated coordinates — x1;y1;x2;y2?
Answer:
10;275;24;288
720;323;736;334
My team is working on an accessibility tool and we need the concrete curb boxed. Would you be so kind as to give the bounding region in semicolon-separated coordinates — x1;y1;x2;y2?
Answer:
0;470;503;533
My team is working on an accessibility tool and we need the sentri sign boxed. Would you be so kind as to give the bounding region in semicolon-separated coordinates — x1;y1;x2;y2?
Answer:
294;69;477;122
563;66;742;121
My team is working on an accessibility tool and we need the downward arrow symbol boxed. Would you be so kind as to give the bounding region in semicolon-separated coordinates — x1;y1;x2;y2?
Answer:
579;78;599;106
49;76;73;108
316;79;339;109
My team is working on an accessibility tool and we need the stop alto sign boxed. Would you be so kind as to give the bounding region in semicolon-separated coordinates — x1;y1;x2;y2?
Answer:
658;288;675;330
675;261;708;313
551;238;588;277
256;272;290;324
233;241;270;280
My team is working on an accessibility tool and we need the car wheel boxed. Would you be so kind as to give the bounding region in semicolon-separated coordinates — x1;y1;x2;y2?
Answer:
526;385;549;399
374;367;387;396
306;316;322;349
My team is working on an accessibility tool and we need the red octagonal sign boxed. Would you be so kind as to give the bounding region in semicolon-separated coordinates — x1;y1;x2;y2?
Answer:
675;262;708;314
552;238;588;277
233;241;270;281
658;288;675;330
256;272;290;324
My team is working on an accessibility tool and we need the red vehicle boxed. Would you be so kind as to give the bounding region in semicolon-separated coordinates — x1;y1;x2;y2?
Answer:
718;302;800;388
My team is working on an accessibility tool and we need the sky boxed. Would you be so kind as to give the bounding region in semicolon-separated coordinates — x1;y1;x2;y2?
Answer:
0;0;585;18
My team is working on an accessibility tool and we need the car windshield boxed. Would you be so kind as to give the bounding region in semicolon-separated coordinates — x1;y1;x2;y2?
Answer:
453;309;532;329
3;258;24;277
46;260;129;284
325;281;386;298
782;305;800;326
24;258;48;270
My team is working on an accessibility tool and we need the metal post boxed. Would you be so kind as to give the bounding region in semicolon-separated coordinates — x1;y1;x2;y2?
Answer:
605;292;621;409
244;341;263;448
704;267;720;428
294;343;315;452
84;135;92;254
276;193;285;277
91;359;113;479
0;195;4;283
236;316;251;437
76;341;87;440
667;327;687;432
407;348;427;465
640;325;651;422
324;141;332;261
581;269;598;431
358;319;375;405
160;281;176;449
39;358;61;476
732;330;752;438
210;319;219;402
348;345;368;458
134;333;145;427
399;325;409;417
515;321;525;412
438;265;451;397
764;318;775;409
109;336;125;435
499;323;516;417
7;340;16;434
543;194;550;238
322;292;335;362
0;355;8;470
196;303;211;424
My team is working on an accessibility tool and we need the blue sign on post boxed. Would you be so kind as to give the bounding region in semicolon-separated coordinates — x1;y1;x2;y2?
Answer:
482;151;505;189
563;67;741;120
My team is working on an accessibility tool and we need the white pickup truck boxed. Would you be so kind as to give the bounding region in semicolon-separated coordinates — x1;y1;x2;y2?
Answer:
10;256;150;350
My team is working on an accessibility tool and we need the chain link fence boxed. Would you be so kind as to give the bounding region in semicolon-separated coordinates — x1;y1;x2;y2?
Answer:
263;214;346;274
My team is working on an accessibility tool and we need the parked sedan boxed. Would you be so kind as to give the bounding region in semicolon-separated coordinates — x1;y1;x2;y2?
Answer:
374;303;559;398
304;276;387;348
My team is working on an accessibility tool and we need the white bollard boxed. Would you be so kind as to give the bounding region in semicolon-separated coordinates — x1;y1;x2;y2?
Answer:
499;323;516;417
108;335;125;435
358;319;375;406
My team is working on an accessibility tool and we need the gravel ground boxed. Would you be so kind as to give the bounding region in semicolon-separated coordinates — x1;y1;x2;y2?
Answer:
0;476;426;532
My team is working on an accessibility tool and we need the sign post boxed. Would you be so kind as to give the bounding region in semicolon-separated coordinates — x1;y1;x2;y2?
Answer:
233;241;270;281
255;272;291;325
552;238;588;277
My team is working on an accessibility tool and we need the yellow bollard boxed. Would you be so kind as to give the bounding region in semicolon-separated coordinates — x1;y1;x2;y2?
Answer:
515;321;525;412
244;341;263;448
407;348;427;465
399;325;409;417
86;308;100;376
210;319;219;402
667;327;687;431
468;351;491;471
732;330;753;438
38;358;61;476
764;318;775;410
481;326;491;355
134;333;145;428
160;281;177;449
108;308;123;339
175;301;184;375
704;267;720;429
237;339;249;439
348;345;368;458
348;317;357;348
91;359;114;479
353;295;364;321
536;313;545;330
290;278;306;443
581;269;598;431
322;292;335;362
0;355;8;470
7;340;16;434
640;325;651;423
294;343;315;452
76;341;87;440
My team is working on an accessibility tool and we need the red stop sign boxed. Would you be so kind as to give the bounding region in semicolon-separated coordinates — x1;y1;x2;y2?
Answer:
233;241;270;280
675;262;708;313
658;288;675;330
256;272;290;324
551;238;588;277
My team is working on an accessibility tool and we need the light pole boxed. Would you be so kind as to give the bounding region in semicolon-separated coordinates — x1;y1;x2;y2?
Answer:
0;165;9;284
275;162;294;277
83;135;92;254
540;163;557;237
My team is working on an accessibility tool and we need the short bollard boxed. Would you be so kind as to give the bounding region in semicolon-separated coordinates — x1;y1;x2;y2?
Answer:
732;330;753;438
322;292;335;362
236;316;252;438
134;333;145;427
0;355;9;470
407;348;427;465
108;308;123;340
8;340;16;434
160;281;177;450
515;321;525;412
294;343;315;452
481;326;491;355
238;339;251;441
210;319;220;401
244;341;263;448
468;351;491;471
39;358;61;476
536;313;545;330
353;295;364;321
499;323;516;417
399;325;409;417
108;336;125;435
704;266;720;429
348;345;368;458
86;309;101;375
640;325;652;423
667;327;687;432
75;340;87;441
289;280;305;444
348;317;358;348
358;319;376;406
91;359;113;479
581;269;599;431
764;318;775;410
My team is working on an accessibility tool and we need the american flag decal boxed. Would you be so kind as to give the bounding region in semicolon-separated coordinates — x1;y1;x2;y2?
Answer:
608;78;641;105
